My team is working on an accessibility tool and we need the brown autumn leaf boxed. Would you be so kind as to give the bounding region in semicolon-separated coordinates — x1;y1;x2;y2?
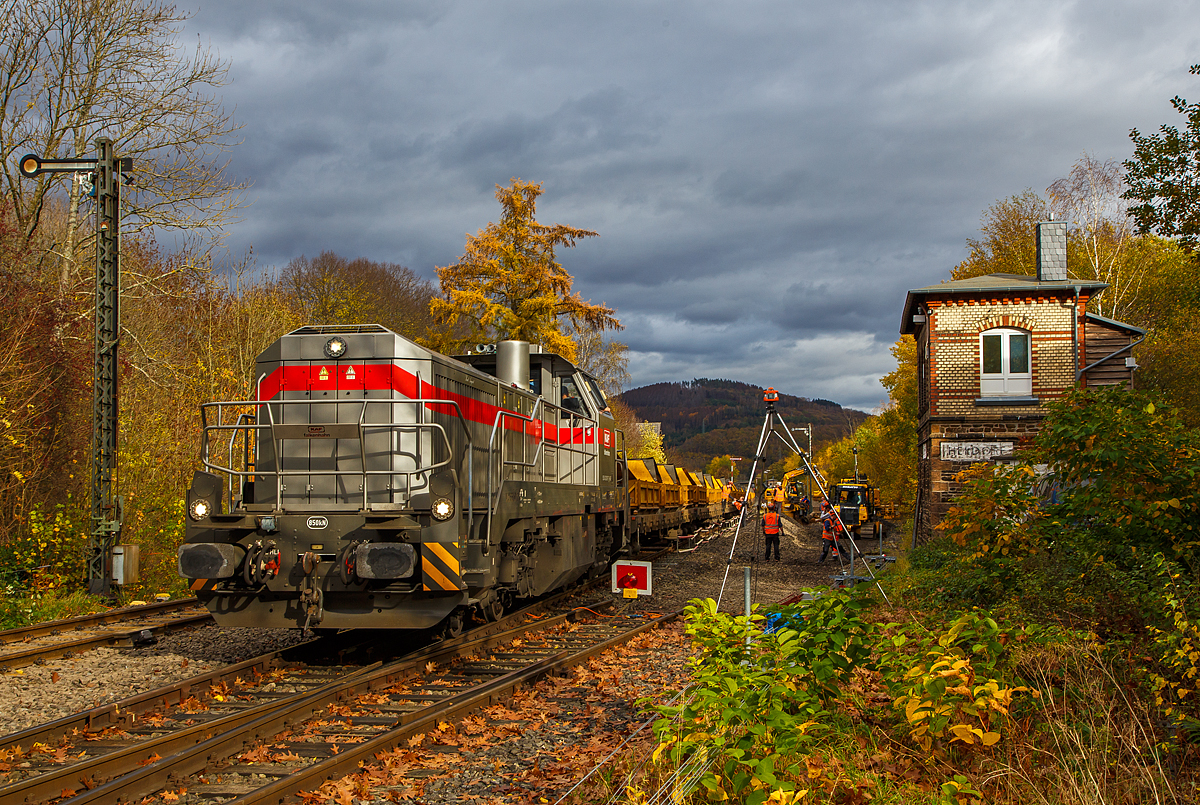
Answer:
272;751;304;763
407;734;425;747
239;746;272;763
386;786;417;801
424;661;437;674
139;753;162;767
332;779;356;805
50;672;59;683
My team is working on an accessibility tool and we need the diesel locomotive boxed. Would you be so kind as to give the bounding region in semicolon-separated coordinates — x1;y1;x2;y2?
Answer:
177;325;726;634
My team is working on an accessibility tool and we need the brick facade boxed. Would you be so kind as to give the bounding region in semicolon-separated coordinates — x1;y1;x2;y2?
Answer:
901;270;1140;544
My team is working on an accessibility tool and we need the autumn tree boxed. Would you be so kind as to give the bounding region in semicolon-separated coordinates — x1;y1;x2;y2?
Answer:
953;169;1154;321
432;179;620;360
950;190;1050;280
1048;154;1153;321
1123;63;1200;251
0;201;86;548
705;454;734;480
609;397;666;463
874;337;919;508
0;0;244;297
568;326;631;397
279;251;438;343
808;338;917;510
1122;237;1200;426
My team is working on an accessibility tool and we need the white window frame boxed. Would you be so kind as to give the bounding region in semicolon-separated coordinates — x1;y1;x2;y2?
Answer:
979;328;1031;396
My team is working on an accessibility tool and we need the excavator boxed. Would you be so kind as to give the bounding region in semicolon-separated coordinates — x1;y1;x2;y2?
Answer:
781;469;811;521
828;477;884;540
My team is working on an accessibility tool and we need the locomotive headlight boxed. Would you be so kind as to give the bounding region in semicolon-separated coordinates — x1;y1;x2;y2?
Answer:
432;497;455;521
323;336;348;358
189;498;211;521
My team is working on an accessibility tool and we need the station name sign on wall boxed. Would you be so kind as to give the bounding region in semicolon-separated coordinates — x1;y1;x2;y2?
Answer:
940;441;1014;462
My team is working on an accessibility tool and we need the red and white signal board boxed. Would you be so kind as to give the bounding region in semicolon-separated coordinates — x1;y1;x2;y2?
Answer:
611;560;653;597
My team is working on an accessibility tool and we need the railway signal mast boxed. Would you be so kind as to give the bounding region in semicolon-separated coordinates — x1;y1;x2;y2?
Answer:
20;139;131;595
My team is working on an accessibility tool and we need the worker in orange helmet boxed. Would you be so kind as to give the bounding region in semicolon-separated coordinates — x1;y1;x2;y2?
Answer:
762;502;782;561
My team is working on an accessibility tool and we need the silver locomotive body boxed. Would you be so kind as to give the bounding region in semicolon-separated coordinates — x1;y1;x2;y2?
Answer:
178;326;626;632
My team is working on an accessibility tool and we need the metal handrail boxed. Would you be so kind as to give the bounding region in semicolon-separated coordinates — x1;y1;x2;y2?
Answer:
226;412;256;503
484;396;599;542
200;398;473;531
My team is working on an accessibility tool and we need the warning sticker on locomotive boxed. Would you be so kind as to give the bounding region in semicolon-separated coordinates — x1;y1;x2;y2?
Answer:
318;366;329;381
345;366;356;380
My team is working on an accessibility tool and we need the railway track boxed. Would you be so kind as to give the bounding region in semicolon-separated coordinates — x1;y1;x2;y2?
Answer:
0;582;670;805
0;599;212;672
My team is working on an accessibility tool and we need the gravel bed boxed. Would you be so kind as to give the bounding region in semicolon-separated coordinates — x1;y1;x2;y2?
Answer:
624;511;900;614
0;627;308;735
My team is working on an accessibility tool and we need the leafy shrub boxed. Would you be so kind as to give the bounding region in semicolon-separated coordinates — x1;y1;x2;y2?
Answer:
889;612;1031;754
651;593;875;804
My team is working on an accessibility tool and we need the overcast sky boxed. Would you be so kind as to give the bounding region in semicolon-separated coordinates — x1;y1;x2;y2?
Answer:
181;0;1200;412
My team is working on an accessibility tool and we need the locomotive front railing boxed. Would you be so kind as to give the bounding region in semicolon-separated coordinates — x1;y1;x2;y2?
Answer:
199;398;473;531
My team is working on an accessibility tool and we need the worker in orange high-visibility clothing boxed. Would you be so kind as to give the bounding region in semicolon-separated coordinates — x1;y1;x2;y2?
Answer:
819;500;841;564
762;502;782;561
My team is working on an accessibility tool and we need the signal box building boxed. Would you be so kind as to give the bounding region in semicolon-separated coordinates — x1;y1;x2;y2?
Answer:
900;222;1145;543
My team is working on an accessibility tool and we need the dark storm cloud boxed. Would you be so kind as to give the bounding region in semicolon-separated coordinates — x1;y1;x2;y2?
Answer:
180;0;1200;409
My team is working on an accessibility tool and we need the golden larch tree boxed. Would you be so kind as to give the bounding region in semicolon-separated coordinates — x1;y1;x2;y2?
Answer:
432;179;620;360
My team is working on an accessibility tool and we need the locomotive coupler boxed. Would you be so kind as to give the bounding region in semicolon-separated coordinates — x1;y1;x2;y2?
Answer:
299;551;324;635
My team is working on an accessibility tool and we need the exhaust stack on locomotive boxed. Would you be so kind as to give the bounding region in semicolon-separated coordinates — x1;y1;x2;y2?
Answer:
177;326;627;633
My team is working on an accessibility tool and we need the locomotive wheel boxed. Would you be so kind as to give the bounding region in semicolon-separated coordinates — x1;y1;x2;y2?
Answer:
441;611;464;639
484;594;504;622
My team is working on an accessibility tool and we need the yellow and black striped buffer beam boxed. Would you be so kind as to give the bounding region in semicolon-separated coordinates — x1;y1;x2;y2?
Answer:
421;541;463;591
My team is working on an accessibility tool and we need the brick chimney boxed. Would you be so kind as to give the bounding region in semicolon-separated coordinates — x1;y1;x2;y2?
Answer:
1036;221;1068;281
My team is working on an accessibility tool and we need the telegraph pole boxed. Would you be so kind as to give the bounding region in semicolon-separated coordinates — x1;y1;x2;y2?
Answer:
20;139;131;595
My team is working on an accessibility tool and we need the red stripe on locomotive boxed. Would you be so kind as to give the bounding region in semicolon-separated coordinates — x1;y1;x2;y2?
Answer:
256;364;596;445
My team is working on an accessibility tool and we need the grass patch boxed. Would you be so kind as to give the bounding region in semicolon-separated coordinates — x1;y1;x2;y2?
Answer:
0;589;108;631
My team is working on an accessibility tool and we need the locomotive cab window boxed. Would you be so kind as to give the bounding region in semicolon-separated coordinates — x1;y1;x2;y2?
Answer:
559;376;590;417
581;375;609;414
979;328;1031;396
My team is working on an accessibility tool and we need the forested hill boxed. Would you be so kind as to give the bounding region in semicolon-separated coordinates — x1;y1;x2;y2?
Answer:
620;379;870;472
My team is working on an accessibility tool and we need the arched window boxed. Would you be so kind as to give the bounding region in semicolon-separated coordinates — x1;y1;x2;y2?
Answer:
979;328;1031;396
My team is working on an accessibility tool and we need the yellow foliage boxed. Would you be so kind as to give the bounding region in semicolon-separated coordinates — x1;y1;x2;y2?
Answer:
432;179;620;359
894;648;1027;754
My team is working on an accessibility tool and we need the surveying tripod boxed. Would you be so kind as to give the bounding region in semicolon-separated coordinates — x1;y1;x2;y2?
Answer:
717;387;890;607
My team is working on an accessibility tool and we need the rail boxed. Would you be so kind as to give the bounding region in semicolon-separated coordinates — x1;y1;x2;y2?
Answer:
199;398;473;530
